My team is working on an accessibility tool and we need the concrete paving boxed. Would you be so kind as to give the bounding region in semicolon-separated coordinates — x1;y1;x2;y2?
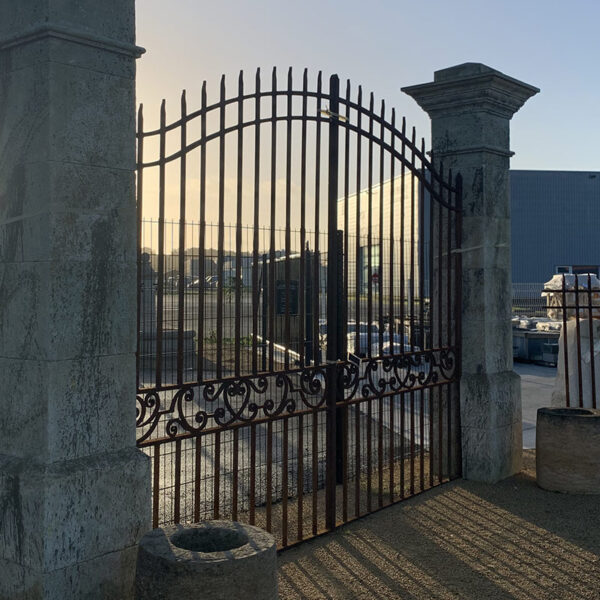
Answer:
514;361;556;449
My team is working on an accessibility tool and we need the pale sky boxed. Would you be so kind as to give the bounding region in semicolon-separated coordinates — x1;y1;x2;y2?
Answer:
136;0;599;171
135;0;600;232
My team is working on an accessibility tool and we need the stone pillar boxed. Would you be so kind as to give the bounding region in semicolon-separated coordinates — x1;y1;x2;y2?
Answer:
0;2;150;598
403;63;539;482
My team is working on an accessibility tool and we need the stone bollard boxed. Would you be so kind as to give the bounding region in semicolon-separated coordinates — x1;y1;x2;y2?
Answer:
536;407;600;494
135;521;278;600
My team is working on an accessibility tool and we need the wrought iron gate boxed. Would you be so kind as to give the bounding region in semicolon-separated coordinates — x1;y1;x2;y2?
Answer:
135;68;462;549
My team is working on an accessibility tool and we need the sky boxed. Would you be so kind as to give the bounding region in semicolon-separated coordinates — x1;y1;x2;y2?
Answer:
134;0;600;236
136;0;600;172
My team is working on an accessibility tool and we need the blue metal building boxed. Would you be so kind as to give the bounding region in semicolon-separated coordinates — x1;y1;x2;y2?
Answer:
511;170;600;283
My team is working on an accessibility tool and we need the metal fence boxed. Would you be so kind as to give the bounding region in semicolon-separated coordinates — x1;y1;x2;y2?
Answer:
545;274;600;409
512;283;546;317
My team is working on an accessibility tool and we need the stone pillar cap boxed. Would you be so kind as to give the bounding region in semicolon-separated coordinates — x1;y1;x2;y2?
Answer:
402;62;539;119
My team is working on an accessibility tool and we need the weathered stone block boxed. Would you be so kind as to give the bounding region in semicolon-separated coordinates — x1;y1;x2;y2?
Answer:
0;355;137;461
461;420;522;483
48;61;136;169
460;371;521;430
0;161;135;227
0;544;139;600
0;259;136;361
0;448;149;572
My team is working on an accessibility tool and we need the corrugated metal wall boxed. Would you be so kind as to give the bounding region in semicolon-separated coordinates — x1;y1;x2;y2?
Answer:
510;170;600;283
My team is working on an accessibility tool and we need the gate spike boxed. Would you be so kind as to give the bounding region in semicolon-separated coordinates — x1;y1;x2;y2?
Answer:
288;66;293;88
272;66;277;90
239;70;244;94
137;103;144;131
303;68;308;88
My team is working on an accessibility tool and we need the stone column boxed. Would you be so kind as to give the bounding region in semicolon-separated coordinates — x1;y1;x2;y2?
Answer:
0;2;150;598
403;63;539;482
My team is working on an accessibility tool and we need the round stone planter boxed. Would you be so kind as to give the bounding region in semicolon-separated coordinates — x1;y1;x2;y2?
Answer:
536;407;600;494
135;521;278;600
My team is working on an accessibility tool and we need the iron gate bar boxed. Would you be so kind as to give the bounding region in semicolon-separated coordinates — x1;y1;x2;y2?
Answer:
409;126;416;497
135;104;144;391
587;275;597;406
561;275;570;405
194;436;201;521
389;104;396;504
177;91;187;385
446;167;454;477
235;72;244;377
299;69;308;368
268;68;276;372
419;138;426;493
428;157;435;488
297;412;304;541
197;81;207;383
313;71;322;369
284;68;292;371
575;276;583;407
216;75;225;380
155;100;166;388
251;70;261;374
325;73;340;531
354;84;362;357
378;100;385;355
367;92;374;359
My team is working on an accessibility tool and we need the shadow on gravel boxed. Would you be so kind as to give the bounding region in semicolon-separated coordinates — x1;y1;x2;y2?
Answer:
278;450;600;600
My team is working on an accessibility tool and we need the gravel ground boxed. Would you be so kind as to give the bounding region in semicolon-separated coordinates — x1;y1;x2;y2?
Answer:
278;450;600;600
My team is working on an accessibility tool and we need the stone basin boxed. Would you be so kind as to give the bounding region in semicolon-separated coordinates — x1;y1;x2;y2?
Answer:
135;520;278;600
536;406;600;494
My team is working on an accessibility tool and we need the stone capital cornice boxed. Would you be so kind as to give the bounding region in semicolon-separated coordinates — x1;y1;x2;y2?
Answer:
402;63;539;120
0;22;145;58
432;145;515;159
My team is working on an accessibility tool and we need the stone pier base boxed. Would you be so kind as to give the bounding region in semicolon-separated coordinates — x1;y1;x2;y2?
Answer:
0;450;149;599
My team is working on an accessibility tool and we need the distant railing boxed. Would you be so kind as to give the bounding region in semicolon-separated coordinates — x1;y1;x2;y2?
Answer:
543;274;600;409
512;283;546;317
